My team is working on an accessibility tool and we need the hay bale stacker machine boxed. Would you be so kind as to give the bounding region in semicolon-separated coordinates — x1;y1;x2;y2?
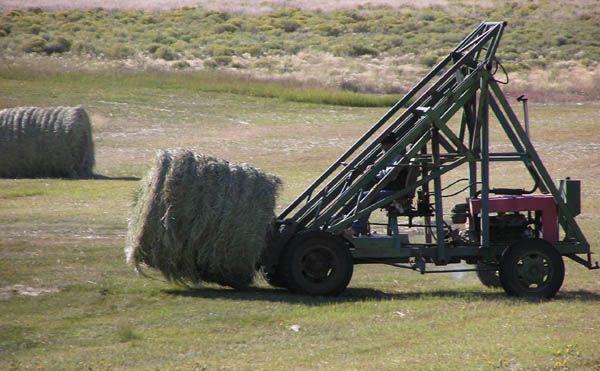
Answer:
259;22;598;298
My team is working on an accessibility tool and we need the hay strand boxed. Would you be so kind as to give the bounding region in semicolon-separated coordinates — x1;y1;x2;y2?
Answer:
125;149;281;289
0;106;95;178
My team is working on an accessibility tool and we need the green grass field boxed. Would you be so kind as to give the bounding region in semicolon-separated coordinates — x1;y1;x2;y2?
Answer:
1;65;600;370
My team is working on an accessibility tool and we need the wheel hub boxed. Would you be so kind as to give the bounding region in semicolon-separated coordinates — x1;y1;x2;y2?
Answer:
516;253;550;287
301;247;335;282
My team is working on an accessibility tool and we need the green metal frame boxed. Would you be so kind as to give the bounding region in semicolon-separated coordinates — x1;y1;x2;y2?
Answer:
270;22;596;271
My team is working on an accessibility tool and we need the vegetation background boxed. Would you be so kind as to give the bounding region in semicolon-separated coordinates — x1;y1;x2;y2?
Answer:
0;0;599;101
1;0;599;369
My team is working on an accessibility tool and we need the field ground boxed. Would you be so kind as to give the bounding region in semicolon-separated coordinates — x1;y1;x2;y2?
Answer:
1;67;600;369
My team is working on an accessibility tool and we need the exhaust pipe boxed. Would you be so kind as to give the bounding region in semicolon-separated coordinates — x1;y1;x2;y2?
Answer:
517;94;530;140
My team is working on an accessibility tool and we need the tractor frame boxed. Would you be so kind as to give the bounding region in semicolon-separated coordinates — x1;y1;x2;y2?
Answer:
260;22;598;298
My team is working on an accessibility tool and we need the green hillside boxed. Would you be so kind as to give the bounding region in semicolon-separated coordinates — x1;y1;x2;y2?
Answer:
1;2;598;71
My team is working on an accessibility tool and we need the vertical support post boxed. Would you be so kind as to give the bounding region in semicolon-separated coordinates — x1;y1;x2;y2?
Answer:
431;127;446;263
467;98;478;198
421;145;433;244
479;72;491;251
389;215;401;249
469;155;478;198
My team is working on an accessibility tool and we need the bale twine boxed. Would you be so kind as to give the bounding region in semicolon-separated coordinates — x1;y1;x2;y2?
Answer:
125;149;281;289
0;106;95;178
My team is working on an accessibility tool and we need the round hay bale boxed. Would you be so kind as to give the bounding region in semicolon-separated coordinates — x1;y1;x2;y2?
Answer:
125;149;281;289
0;106;94;178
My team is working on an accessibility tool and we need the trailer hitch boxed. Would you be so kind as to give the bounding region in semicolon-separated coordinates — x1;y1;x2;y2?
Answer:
567;253;600;270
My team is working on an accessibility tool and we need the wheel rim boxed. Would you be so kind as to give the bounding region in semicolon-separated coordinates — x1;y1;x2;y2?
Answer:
514;252;552;290
300;245;337;284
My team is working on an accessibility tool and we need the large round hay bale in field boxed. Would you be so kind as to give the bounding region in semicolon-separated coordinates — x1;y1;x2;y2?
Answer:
0;106;95;178
126;149;281;289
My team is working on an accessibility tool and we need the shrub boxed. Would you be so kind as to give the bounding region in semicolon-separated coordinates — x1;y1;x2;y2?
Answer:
212;23;238;34
44;37;71;54
254;59;277;70
239;45;264;57
204;11;230;23
283;42;302;54
418;11;437;22
141;15;160;24
262;41;283;53
213;55;232;66
203;59;218;69
335;43;378;57
351;22;371;33
105;44;135;59
276;19;301;32
231;61;246;69
146;43;161;54
153;45;178;60
173;60;190;69
317;23;343;36
205;44;233;57
171;40;188;51
72;41;98;55
527;55;547;67
417;53;439;67
66;11;85;22
554;36;568;47
152;35;177;45
29;24;43;35
0;23;11;36
21;36;47;53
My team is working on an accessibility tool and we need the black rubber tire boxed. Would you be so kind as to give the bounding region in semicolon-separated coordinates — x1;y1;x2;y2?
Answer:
282;231;353;296
476;262;501;288
260;268;288;288
499;239;565;299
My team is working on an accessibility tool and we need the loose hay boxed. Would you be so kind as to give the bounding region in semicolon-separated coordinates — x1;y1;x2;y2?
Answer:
125;149;281;289
0;106;95;178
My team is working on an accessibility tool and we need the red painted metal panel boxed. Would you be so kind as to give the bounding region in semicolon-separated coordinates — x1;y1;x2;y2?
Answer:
469;195;559;243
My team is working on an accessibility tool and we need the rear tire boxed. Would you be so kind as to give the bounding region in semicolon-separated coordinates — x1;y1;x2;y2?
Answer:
499;239;564;299
282;231;353;296
476;262;501;288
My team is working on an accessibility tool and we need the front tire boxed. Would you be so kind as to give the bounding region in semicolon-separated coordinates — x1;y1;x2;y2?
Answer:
282;231;353;296
499;239;565;299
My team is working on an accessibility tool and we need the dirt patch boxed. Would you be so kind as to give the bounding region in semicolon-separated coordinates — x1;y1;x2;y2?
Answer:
0;285;60;300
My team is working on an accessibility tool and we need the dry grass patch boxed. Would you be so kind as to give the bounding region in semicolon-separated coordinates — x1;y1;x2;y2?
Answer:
0;284;59;300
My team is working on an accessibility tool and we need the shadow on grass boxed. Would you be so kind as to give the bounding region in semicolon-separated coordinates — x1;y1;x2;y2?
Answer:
92;174;141;181
164;286;600;304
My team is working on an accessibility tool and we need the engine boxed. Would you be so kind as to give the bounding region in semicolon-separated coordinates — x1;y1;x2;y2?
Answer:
451;202;531;245
489;212;530;243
